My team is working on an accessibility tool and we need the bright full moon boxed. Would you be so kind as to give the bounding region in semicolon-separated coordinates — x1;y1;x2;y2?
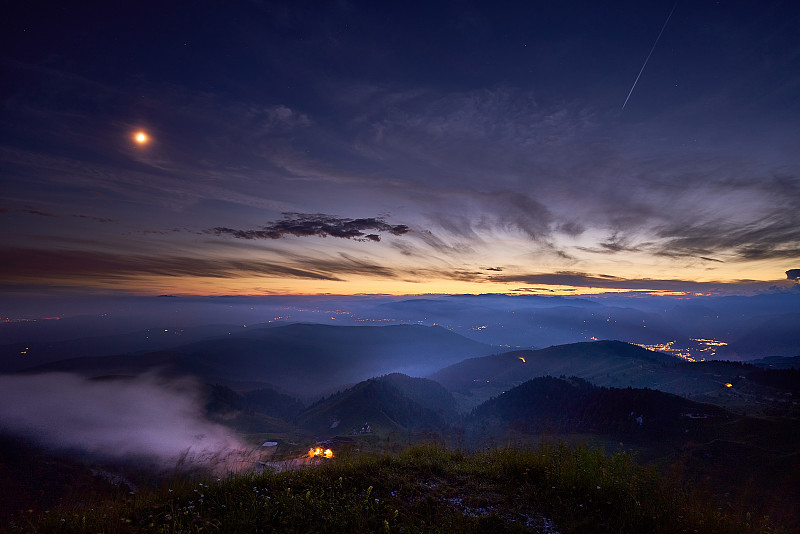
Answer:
134;131;148;144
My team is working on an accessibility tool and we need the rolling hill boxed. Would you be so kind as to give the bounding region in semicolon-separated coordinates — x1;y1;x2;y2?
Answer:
467;376;732;442
430;340;681;410
464;376;800;522
294;374;456;437
428;340;800;413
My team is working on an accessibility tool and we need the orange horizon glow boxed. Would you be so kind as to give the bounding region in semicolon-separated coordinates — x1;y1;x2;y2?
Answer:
3;260;793;297
21;277;693;297
4;275;779;298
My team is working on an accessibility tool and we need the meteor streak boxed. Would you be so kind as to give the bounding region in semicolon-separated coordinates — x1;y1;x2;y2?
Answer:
622;1;678;110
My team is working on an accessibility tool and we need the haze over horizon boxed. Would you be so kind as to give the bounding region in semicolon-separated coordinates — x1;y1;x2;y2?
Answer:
2;1;799;298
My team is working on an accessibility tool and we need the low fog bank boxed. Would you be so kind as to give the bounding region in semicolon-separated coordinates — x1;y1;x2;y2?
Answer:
0;373;249;470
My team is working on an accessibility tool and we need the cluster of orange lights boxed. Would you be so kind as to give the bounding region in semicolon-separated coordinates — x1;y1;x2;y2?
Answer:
308;447;334;459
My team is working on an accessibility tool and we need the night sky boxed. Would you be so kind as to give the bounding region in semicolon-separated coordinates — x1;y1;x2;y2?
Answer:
2;0;799;297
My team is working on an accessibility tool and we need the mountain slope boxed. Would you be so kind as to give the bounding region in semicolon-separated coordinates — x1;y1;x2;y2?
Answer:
430;340;800;415
375;373;458;420
468;376;731;441
295;374;456;436
430;340;682;410
465;375;800;519
432;340;674;389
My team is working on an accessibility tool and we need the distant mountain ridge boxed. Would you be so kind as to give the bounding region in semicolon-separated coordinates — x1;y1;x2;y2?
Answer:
16;323;496;397
718;312;800;359
0;323;253;372
748;355;800;369
14;329;800;418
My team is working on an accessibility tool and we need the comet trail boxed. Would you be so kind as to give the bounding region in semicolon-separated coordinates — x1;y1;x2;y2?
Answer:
622;1;678;110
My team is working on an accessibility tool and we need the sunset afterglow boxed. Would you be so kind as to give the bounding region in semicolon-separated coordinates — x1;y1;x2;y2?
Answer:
1;4;798;532
0;2;797;298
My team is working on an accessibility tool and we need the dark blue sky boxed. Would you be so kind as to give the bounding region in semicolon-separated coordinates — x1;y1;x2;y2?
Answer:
2;0;799;296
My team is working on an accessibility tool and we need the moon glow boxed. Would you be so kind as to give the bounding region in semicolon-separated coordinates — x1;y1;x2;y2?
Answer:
134;131;149;144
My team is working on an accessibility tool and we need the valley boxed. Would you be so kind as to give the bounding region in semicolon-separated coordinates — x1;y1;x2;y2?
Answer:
1;298;799;532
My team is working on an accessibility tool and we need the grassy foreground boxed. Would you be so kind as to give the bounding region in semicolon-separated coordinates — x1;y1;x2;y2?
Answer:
3;443;779;533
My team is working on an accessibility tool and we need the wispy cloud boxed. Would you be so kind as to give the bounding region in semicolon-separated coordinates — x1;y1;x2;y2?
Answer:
652;192;800;261
285;252;401;279
3;12;799;298
3;205;116;223
0;247;344;282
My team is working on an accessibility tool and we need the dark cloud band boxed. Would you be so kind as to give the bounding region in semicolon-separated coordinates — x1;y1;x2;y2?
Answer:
211;213;410;242
490;270;791;293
